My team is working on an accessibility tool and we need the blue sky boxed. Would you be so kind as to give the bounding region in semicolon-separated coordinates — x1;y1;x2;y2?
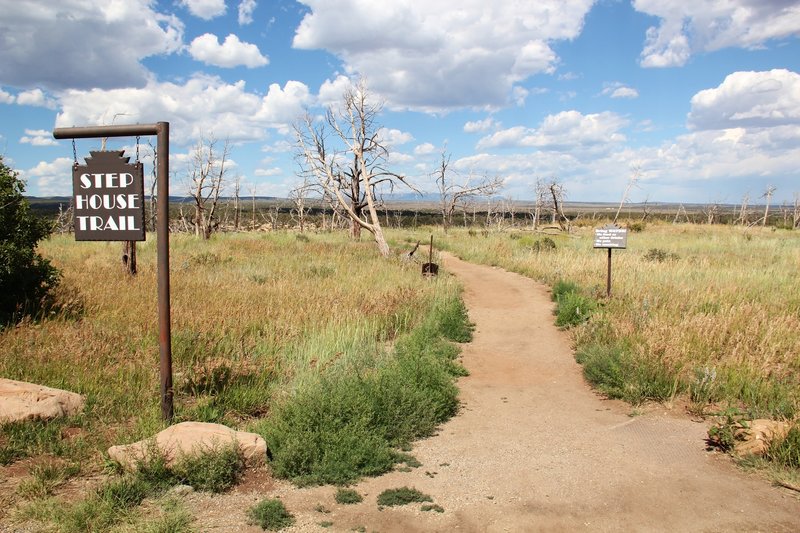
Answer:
1;0;798;204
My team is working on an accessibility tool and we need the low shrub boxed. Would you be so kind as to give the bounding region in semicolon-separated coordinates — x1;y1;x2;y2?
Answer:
643;248;679;262
575;344;679;405
334;488;363;504
171;444;245;493
248;498;294;531
377;487;432;507
256;294;468;486
551;280;596;329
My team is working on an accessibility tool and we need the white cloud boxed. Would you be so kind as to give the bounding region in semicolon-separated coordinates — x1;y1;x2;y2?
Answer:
16;88;56;109
23;157;74;196
464;117;497;133
413;143;436;155
688;69;800;130
238;0;257;25
602;83;639;99
189;33;269;68
634;0;800;68
0;0;183;90
0;89;14;104
20;129;58;146
377;127;414;147
477;110;628;151
317;75;355;107
254;167;283;177
293;0;594;111
181;0;226;20
55;75;311;144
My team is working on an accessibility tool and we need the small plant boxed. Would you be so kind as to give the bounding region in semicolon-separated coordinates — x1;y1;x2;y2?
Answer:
377;487;432;507
421;503;445;512
17;461;80;499
248;498;294;531
628;221;646;232
690;366;719;406
643;248;679;262
334;488;363;504
531;237;557;253
707;407;748;451
765;423;800;468
393;452;422;468
319;521;334;528
171;444;245;493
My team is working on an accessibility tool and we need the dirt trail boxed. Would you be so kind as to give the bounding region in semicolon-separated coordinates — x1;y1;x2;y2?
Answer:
190;253;799;532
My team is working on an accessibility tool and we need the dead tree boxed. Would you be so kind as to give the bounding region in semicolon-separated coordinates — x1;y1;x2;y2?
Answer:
295;78;413;257
548;180;570;232
186;135;230;239
435;151;503;233
702;202;720;224
736;193;750;226
232;174;242;231
289;177;315;233
532;178;548;229
794;193;800;229
761;185;776;227
613;166;641;224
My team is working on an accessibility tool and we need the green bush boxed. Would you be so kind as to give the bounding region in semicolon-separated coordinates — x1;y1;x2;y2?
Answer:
0;155;60;325
171;444;245;493
256;295;467;485
377;487;432;506
576;344;678;405
248;498;294;531
643;248;679;262
334;488;363;504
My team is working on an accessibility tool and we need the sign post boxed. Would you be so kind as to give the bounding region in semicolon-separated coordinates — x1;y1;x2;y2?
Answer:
53;123;173;422
593;224;628;297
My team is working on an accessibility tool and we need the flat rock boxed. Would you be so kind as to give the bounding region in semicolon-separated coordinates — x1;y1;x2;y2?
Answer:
108;421;267;470
0;378;85;423
734;419;791;456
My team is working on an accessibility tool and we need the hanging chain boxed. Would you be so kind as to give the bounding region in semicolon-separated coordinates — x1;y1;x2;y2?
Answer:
72;138;78;164
135;135;140;163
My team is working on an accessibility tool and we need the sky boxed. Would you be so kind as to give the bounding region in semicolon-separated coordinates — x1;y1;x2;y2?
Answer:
0;0;799;204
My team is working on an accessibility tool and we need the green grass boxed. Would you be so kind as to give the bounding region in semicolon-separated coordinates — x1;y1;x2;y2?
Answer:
253;291;468;486
247;499;294;531
376;487;432;506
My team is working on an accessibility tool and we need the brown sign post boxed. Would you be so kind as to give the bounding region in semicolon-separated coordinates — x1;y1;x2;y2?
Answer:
53;123;173;422
593;224;628;297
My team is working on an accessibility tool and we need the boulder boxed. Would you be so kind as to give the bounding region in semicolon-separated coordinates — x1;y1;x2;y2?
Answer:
734;419;791;456
0;378;85;423
108;421;267;470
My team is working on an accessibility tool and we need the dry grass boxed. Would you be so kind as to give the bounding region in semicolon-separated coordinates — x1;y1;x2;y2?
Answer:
439;222;800;418
1;231;452;458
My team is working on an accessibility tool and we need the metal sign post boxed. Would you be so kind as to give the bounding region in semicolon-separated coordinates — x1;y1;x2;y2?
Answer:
593;224;628;298
53;123;173;422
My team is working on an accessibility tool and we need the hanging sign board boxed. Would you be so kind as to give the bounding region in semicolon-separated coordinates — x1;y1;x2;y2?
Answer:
593;224;628;249
72;150;146;241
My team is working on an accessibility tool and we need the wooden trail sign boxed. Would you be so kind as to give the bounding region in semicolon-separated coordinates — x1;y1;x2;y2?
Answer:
593;224;628;249
72;150;145;241
593;224;628;297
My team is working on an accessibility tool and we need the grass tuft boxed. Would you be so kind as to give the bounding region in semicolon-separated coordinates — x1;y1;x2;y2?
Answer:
376;487;432;506
334;488;363;504
247;498;294;531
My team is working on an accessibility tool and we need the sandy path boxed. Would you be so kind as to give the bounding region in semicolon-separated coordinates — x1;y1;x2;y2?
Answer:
189;253;799;532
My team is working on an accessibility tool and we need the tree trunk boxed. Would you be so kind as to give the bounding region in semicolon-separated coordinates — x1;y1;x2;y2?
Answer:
122;241;137;276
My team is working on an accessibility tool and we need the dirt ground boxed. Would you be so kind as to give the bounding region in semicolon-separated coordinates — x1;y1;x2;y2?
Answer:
185;253;799;532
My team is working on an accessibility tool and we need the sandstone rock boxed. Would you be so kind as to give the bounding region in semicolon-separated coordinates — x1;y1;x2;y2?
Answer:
734;419;790;456
0;378;85;423
108;421;267;470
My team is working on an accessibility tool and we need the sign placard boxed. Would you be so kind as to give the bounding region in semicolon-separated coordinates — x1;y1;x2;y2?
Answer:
72;150;145;241
593;224;628;249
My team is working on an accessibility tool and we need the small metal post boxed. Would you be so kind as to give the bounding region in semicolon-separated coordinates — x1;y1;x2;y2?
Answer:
606;247;612;298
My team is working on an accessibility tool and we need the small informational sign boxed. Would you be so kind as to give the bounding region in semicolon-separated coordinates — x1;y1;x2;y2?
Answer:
593;224;628;249
72;150;145;241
